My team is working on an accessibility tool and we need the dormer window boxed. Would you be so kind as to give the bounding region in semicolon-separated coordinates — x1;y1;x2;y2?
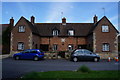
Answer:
53;30;59;36
68;30;74;36
18;26;25;32
102;25;109;32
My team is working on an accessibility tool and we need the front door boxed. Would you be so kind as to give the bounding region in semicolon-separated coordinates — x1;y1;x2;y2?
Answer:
78;45;87;49
40;44;49;51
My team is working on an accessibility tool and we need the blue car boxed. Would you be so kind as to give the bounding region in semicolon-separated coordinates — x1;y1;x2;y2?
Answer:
13;49;44;61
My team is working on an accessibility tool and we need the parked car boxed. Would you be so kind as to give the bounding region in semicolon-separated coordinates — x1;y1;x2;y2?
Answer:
70;49;100;62
13;49;44;61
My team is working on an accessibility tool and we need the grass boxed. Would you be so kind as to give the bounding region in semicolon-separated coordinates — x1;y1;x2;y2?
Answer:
21;70;119;79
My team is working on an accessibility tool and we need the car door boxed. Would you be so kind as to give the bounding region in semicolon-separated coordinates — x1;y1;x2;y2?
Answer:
29;50;38;59
84;50;93;60
75;50;85;60
21;50;30;59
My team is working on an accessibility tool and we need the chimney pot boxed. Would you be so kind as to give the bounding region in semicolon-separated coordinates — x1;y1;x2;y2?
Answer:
10;17;14;27
31;16;35;24
62;17;66;25
93;15;98;24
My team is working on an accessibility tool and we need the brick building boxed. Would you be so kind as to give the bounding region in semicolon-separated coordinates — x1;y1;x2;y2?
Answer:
2;15;119;58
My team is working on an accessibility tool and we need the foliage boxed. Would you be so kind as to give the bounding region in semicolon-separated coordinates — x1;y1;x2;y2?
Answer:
77;65;91;73
2;26;11;45
46;51;58;53
58;51;66;58
2;26;11;54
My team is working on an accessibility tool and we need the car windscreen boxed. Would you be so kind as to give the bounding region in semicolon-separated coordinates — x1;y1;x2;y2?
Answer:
74;50;84;54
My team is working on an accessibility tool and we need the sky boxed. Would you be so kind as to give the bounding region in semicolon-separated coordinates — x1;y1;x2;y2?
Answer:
1;2;119;30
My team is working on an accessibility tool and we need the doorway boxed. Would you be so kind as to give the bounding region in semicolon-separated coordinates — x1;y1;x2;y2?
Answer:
40;44;49;51
78;45;87;49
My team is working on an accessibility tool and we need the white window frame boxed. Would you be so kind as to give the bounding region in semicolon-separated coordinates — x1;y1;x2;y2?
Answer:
68;30;74;36
18;26;25;32
53;30;59;36
102;25;109;32
53;44;58;51
102;43;110;51
68;44;74;50
18;42;24;50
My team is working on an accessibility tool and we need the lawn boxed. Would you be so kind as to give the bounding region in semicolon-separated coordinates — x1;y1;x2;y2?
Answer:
21;70;119;79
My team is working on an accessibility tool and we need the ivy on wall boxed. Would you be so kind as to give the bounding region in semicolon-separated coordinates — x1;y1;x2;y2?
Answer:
2;26;11;54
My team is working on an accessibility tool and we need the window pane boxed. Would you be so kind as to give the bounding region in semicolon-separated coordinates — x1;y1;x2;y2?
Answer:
102;26;109;32
18;42;24;50
53;30;58;36
68;30;74;36
19;26;25;32
30;50;37;53
53;44;58;51
102;43;109;51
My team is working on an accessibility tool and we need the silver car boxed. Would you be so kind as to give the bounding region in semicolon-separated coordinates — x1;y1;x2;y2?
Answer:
70;49;100;62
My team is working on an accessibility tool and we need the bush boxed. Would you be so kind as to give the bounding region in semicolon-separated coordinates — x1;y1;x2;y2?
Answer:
58;51;65;58
77;65;91;73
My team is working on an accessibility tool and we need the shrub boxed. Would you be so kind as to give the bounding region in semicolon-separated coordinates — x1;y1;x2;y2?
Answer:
58;51;65;58
77;65;91;73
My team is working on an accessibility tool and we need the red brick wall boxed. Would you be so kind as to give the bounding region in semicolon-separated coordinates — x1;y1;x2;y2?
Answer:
93;17;117;53
32;34;40;49
40;37;87;51
11;18;32;51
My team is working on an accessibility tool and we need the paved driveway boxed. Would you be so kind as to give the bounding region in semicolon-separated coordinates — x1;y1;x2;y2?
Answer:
2;57;120;79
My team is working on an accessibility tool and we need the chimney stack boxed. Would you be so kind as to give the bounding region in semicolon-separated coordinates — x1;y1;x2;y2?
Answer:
10;17;14;27
93;15;98;24
31;16;35;24
62;17;66;25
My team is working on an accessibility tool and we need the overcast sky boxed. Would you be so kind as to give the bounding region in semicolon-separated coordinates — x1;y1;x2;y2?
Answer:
2;2;119;30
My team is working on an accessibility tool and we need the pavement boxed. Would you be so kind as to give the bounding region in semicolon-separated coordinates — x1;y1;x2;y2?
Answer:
2;57;120;79
0;54;10;59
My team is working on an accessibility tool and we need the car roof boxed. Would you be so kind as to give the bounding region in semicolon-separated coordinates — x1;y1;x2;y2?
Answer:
25;49;40;51
75;49;88;51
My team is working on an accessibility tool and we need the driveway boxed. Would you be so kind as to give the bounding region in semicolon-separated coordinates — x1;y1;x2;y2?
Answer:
2;57;120;79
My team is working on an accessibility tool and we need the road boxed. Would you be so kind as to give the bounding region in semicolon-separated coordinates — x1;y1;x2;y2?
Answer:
2;57;120;79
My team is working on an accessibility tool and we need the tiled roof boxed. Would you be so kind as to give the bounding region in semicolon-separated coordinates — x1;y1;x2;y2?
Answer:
88;16;119;35
34;23;94;37
20;17;40;36
14;16;119;37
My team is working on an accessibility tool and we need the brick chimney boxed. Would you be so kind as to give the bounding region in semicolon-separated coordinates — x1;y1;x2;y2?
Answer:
62;17;66;25
10;17;14;27
93;15;98;24
31;16;35;24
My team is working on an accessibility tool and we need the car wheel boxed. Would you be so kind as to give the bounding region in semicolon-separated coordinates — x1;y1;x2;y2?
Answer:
94;58;98;62
34;56;39;61
15;56;20;60
73;57;78;62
